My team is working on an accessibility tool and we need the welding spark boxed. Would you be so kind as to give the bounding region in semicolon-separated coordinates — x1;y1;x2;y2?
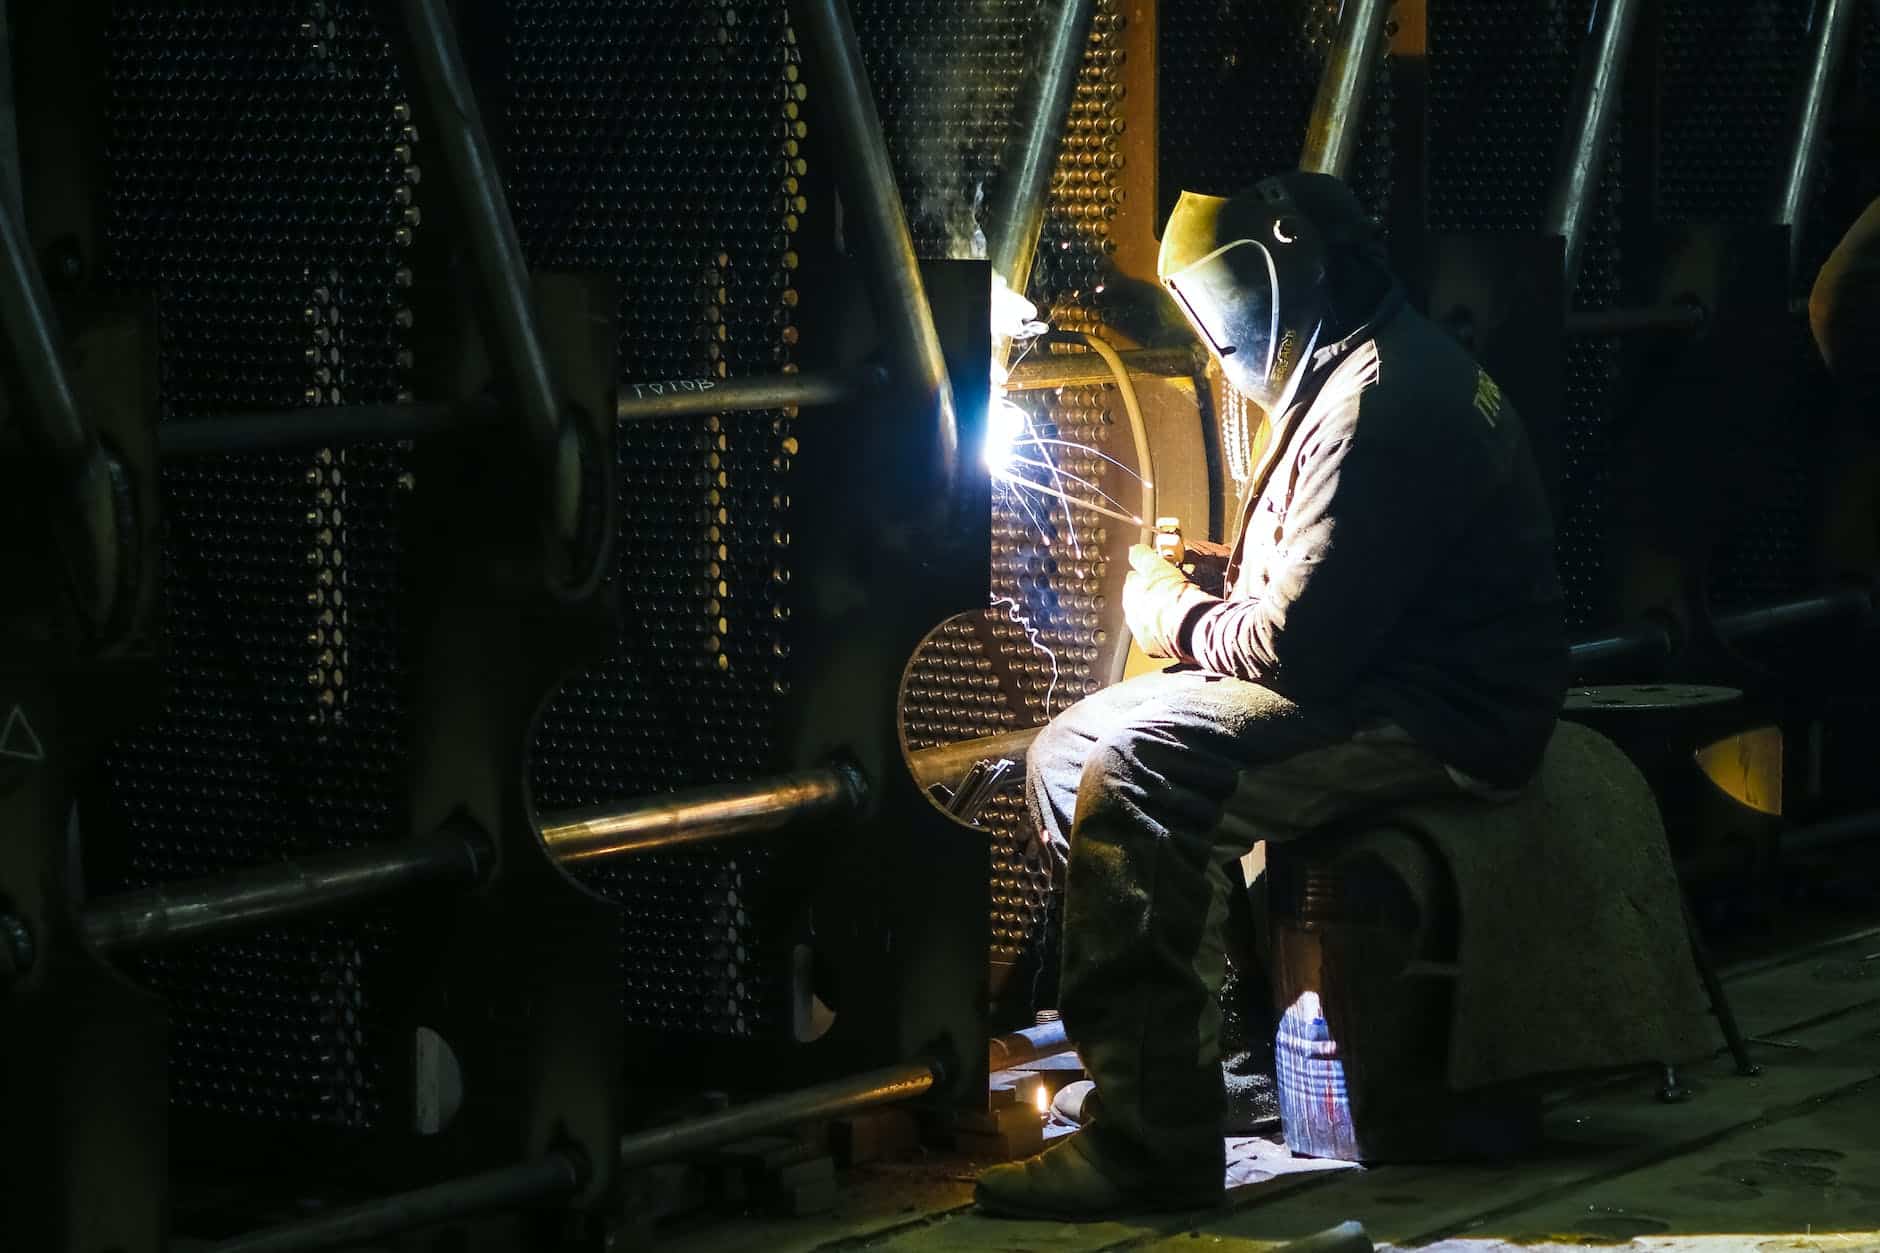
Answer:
992;593;1060;717
992;470;1144;527
1015;437;1150;486
1002;456;1140;519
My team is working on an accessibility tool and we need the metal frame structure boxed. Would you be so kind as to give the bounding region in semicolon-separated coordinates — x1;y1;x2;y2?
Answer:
3;0;1877;1249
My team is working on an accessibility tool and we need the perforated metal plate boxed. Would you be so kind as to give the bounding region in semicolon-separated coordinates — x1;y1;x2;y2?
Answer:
510;1;803;1038
99;1;419;1130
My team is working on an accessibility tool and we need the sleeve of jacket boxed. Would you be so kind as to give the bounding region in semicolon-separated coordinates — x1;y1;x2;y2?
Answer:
1176;390;1485;699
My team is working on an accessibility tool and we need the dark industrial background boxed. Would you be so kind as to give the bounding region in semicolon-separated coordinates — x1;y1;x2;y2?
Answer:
4;0;1878;1249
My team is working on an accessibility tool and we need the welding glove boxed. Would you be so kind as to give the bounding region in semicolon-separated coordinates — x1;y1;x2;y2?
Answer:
1122;544;1217;660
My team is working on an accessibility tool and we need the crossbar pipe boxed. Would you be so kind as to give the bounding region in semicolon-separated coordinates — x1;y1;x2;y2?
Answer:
82;823;488;955
398;0;563;468
615;367;881;423
540;765;865;863
1298;0;1393;179
159;400;492;457
618;1060;938;1169
1774;0;1859;277
207;1154;580;1253
985;0;1099;303
1542;0;1646;291
793;0;961;517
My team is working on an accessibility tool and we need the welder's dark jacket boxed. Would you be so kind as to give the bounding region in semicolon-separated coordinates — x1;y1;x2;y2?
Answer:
1175;287;1567;788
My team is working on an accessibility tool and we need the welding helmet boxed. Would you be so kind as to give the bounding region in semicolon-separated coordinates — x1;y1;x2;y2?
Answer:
1159;174;1364;413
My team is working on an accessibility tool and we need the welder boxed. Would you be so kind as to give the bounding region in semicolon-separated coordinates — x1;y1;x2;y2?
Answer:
975;172;1567;1220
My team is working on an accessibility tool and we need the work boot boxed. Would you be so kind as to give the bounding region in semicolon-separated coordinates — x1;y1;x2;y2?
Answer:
974;1125;1225;1221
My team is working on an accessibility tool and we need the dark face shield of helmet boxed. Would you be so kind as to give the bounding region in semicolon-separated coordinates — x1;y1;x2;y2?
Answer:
1163;238;1283;407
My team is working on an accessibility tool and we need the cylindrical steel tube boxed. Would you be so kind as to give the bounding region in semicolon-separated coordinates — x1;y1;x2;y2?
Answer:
83;824;488;955
1298;0;1394;179
1565;303;1706;337
908;727;1043;792
988;1018;1070;1071
398;0;561;462
0;191;90;469
618;1060;937;1169
615;368;880;423
1774;0;1859;274
1715;585;1871;642
539;766;866;864
985;0;1099;299
159;401;488;457
1785;808;1880;857
1542;0;1646;290
207;1154;580;1253
794;0;960;513
1568;620;1677;674
1002;346;1198;392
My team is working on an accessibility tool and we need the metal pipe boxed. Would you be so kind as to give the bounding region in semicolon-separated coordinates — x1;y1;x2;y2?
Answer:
82;824;488;955
1568;620;1677;674
1714;584;1871;642
1298;0;1394;179
0;182;91;470
1774;0;1859;275
615;367;882;423
985;0;1099;300
1565;303;1706;337
1002;346;1197;392
397;0;561;464
618;1059;938;1169
793;0;960;514
908;727;1042;792
159;400;491;457
1784;807;1880;857
1541;0;1646;291
539;766;866;864
988;1018;1070;1071
207;1153;580;1253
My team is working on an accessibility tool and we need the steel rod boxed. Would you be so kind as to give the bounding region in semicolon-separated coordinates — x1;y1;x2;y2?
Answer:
988;1018;1070;1071
1567;620;1677;673
83;824;488;955
1565;303;1706;337
1298;0;1394;179
618;1060;938;1169
398;0;560;463
207;1153;580;1253
0;178;89;469
159;400;491;456
1714;585;1871;642
539;766;865;864
1542;0;1646;291
908;727;1042;792
1774;0;1859;276
1002;345;1198;392
615;367;881;423
985;0;1099;300
793;0;960;513
1785;808;1880;856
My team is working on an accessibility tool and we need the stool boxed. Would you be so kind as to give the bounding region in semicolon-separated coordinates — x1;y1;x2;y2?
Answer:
1262;832;1542;1163
1562;684;1762;1095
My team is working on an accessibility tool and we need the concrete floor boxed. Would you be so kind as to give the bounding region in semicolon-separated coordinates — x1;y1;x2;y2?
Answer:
661;926;1880;1253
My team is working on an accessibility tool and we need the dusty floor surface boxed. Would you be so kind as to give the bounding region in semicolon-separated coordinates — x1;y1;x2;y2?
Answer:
659;925;1880;1252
